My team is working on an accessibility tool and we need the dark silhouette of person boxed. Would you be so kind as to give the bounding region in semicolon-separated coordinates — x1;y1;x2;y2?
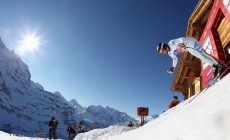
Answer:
49;117;58;139
66;125;76;140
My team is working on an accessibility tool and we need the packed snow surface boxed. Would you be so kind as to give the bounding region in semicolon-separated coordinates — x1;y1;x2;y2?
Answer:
1;74;230;140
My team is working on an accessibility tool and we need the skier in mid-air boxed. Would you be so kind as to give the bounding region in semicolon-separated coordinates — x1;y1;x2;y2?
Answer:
156;37;225;77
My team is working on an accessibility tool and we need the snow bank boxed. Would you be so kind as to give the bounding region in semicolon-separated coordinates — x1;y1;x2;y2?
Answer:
1;74;230;140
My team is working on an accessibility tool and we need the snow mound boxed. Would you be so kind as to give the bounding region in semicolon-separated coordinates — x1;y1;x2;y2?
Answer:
75;74;230;140
75;125;136;140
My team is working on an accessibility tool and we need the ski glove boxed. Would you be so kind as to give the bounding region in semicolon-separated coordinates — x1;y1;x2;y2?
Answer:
167;67;174;74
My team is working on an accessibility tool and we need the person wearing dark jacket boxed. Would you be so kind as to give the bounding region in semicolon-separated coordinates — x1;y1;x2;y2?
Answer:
169;96;180;109
66;125;76;140
49;117;58;139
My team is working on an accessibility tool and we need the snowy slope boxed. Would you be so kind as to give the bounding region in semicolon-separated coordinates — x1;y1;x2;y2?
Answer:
74;73;230;140
0;37;134;139
1;71;230;140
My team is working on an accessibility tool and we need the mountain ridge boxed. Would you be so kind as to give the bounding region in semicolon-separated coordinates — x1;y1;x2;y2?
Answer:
0;37;135;138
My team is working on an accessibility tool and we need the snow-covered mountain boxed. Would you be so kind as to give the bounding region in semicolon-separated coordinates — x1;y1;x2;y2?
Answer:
77;105;133;129
0;37;134;138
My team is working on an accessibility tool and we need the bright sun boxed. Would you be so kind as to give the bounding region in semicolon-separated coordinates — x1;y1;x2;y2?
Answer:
22;35;39;51
18;32;41;56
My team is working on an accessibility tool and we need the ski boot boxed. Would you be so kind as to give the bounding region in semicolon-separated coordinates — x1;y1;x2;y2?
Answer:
213;62;226;77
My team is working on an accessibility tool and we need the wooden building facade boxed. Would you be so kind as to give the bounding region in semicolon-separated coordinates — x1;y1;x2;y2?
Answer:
171;0;230;99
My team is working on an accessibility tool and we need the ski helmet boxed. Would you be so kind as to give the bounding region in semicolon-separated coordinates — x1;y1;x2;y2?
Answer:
156;43;169;53
173;96;178;99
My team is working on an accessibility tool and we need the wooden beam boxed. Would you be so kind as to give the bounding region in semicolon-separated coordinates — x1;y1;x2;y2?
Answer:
175;85;188;92
192;23;204;32
191;70;201;77
175;88;188;94
186;65;200;71
182;59;201;77
182;60;200;67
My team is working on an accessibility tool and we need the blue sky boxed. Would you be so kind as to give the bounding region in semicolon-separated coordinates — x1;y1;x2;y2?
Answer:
0;0;199;117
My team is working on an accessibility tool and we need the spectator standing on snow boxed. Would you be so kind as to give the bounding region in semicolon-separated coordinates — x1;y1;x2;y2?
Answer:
169;96;180;109
49;117;58;139
76;122;85;133
66;125;76;140
128;121;134;127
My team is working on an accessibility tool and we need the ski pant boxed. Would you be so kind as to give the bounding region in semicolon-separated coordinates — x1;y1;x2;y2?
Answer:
49;128;57;139
68;133;76;140
185;42;218;66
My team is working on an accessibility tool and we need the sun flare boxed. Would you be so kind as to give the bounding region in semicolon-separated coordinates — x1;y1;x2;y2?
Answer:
22;35;39;51
21;34;40;52
18;31;42;56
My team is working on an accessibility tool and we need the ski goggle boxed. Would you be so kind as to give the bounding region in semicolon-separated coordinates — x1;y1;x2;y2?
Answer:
159;49;164;54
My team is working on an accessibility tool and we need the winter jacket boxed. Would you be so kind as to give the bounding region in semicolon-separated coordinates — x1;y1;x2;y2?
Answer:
128;123;134;127
67;126;76;135
49;118;58;129
77;124;85;133
168;100;180;109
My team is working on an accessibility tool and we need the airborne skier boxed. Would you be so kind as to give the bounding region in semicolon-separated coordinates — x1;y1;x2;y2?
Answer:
156;37;225;77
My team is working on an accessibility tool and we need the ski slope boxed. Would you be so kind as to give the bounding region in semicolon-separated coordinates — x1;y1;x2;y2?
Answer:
1;74;230;140
75;73;230;140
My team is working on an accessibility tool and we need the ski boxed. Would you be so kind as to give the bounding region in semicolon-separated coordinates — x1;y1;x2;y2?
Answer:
207;61;230;88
